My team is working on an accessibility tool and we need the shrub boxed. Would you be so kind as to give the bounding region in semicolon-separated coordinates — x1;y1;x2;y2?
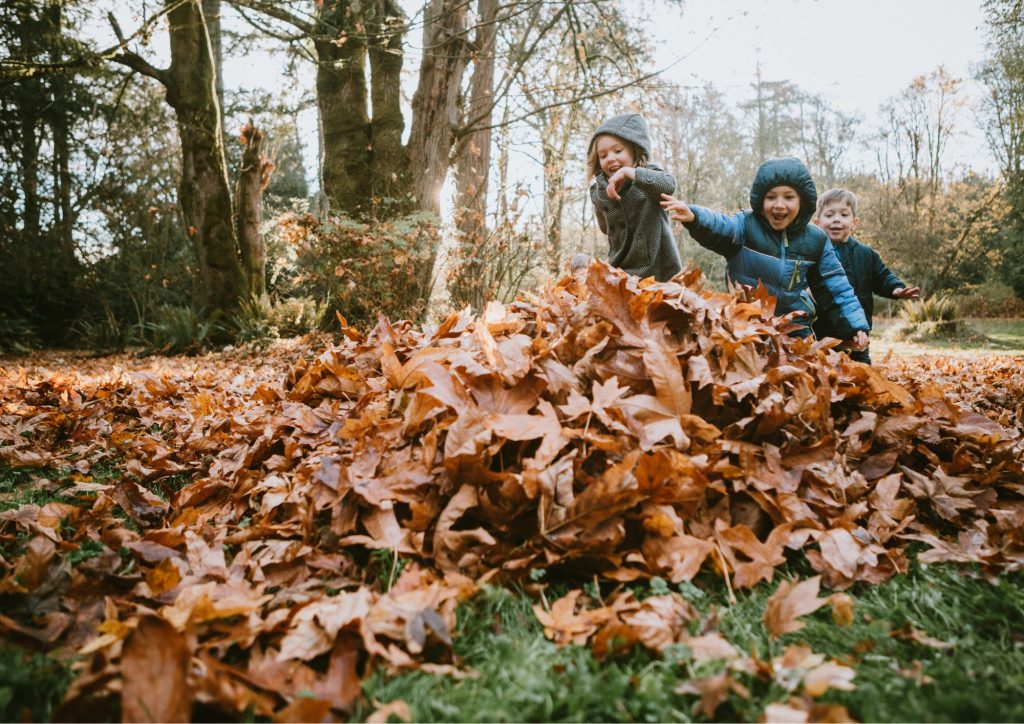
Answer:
146;305;222;354
957;279;1024;317
230;295;325;343
447;223;543;312
886;295;972;341
899;295;960;324
268;211;438;331
0;312;39;355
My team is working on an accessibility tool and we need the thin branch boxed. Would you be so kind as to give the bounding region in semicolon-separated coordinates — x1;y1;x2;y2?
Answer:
0;1;187;78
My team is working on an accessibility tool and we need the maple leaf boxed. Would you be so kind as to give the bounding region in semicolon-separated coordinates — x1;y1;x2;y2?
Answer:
715;521;788;589
802;659;856;696
617;593;698;653
641;534;714;583
764;576;829;638
640;318;692;416
533;590;599;646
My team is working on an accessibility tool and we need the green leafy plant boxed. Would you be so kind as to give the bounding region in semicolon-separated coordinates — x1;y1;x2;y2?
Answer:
886;294;969;341
0;312;39;354
230;295;326;343
267;210;439;330
145;305;222;354
899;295;961;324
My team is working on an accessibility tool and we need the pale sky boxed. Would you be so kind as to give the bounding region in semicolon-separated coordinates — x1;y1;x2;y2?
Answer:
649;0;994;171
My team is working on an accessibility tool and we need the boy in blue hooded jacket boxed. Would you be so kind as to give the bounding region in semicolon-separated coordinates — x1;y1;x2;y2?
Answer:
660;157;869;346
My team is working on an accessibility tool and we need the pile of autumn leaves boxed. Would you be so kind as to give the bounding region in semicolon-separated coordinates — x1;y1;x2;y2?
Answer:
0;261;1021;721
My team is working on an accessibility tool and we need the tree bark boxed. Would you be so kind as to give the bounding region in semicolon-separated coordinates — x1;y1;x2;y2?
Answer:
236;121;271;298
14;2;41;240
314;0;372;216
201;0;224;111
407;0;472;214
453;0;499;243
368;0;409;214
164;0;247;311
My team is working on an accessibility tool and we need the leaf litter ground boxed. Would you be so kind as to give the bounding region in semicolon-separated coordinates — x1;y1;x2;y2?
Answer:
1;262;1022;721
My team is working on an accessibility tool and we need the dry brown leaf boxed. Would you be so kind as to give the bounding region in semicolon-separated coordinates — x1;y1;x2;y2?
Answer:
764;576;829;638
121;616;191;722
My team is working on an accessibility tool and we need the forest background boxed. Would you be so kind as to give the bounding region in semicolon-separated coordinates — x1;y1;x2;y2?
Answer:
2;0;1024;351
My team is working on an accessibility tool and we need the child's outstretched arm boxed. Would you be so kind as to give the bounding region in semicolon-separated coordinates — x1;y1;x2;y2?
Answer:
660;194;744;258
809;241;870;343
870;249;920;298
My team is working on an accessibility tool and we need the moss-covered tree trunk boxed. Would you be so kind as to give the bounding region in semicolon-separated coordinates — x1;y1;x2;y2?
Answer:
164;0;247;312
314;1;373;217
454;0;498;242
367;0;410;215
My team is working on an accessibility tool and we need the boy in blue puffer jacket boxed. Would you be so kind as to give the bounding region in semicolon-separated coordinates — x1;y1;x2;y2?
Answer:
659;157;869;346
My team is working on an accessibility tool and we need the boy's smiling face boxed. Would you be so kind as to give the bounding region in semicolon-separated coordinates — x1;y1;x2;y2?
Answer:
595;134;636;177
816;200;859;243
762;185;801;231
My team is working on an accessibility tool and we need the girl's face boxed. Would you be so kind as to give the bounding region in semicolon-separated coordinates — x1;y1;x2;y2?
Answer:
595;134;636;177
763;185;801;231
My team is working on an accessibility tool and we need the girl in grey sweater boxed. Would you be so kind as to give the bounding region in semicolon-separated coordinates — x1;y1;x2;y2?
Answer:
581;113;683;282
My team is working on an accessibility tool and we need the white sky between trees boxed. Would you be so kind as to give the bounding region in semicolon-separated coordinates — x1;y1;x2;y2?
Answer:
103;0;996;215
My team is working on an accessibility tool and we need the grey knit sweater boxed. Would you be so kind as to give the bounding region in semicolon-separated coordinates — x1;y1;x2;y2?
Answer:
588;114;683;282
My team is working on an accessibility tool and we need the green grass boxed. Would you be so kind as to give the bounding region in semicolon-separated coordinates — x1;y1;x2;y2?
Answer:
356;563;1024;723
0;645;75;722
873;317;1024;355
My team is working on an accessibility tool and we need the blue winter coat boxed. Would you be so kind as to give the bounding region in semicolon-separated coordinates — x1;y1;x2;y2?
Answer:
812;235;906;337
682;157;869;338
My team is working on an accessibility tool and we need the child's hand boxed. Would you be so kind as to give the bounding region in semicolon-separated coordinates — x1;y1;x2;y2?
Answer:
851;330;870;350
606;167;636;200
660;194;695;223
892;286;921;299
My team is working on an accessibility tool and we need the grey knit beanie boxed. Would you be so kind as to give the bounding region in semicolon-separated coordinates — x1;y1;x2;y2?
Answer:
589;113;652;158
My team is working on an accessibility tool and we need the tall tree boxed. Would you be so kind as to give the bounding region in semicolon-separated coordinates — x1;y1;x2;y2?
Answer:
113;0;249;312
979;0;1024;297
0;0;87;339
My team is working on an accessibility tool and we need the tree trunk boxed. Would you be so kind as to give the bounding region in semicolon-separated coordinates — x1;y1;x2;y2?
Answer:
164;0;247;312
236;121;271;298
367;0;409;215
48;0;74;260
407;0;472;213
14;2;41;241
453;0;498;243
314;1;372;216
542;138;566;274
201;0;224;111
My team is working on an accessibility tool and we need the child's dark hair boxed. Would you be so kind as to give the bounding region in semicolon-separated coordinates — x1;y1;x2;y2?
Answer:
587;134;648;179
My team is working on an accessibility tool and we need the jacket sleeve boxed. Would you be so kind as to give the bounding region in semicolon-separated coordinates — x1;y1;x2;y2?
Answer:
590;185;607;235
632;164;676;199
869;247;906;297
809;240;869;337
682;206;745;258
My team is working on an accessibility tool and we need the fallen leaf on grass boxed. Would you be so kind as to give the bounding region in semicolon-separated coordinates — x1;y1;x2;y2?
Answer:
764;576;829;638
